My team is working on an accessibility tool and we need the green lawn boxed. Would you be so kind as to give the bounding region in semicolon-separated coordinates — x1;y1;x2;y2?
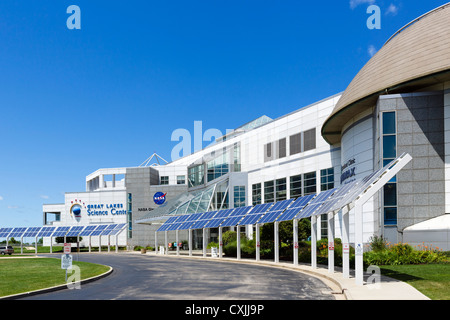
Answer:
380;264;450;300
0;258;110;298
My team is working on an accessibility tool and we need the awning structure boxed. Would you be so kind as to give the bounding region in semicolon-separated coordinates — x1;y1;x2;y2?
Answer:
0;223;127;254
155;153;412;286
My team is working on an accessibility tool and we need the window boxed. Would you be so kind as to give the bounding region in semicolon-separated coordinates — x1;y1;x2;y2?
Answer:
303;171;317;195
290;133;302;155
264;180;274;203
276;178;287;201
177;175;186;185
320;168;334;191
290;175;302;198
303;128;316;151
207;151;229;182
252;183;262;206
264;143;273;162
188;164;205;188
160;176;169;185
233;143;241;172
127;193;132;238
382;111;397;225
277;138;286;159
234;186;246;208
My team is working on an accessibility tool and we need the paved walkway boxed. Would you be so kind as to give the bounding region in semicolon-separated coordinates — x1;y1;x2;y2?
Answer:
144;250;430;300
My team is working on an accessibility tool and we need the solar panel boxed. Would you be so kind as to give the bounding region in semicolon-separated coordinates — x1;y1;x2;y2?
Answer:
23;227;42;237
66;226;86;237
257;199;294;224
203;208;235;228
0;228;13;238
100;224;118;235
51;226;71;237
37;226;56;237
220;206;252;227
190;211;218;229
108;223;127;236
277;194;316;221
295;188;336;219
90;225;108;236
238;203;273;225
8;227;28;238
79;225;98;236
313;180;360;216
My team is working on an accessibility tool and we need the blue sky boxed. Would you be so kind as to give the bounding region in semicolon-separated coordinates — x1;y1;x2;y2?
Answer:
0;0;447;227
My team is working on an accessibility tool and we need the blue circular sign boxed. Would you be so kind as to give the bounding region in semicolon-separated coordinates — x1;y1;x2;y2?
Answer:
70;204;82;217
153;192;167;205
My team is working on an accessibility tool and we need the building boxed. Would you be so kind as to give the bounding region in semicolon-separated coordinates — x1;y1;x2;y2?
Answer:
43;3;450;250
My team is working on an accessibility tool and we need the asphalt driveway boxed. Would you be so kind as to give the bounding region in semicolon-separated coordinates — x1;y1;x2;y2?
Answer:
21;253;335;300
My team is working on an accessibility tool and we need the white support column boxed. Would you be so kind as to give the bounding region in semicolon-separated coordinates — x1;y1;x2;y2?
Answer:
293;219;298;266
115;234;119;253
176;230;180;256
35;238;37;255
236;225;241;260
88;235;91;253
327;212;335;274
99;236;102;252
108;235;111;253
311;215;317;269
20;236;24;254
164;231;168;255
274;221;279;264
219;227;223;258
50;236;53;254
256;224;260;261
155;231;158;254
354;202;364;286
341;206;350;279
203;228;207;257
188;229;192;257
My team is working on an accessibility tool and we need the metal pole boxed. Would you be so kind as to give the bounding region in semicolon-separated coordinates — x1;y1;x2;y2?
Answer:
176;229;180;256
188;229;192;257
327;212;335;274
236;225;241;260
293;219;298;266
155;231;158;254
203;228;207;257
164;231;168;255
341;206;350;278
355;202;364;286
218;227;223;258
311;215;317;269
256;224;260;261
274;221;279;264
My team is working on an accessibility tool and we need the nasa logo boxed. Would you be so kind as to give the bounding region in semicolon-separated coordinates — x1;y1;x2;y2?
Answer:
153;192;167;205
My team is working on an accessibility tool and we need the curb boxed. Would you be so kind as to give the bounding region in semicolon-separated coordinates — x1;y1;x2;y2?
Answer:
0;265;113;300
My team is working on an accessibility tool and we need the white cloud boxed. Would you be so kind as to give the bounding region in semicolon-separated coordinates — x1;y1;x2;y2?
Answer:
0;196;3;201
40;195;50;200
385;3;399;16
350;0;376;9
368;45;377;57
7;205;18;209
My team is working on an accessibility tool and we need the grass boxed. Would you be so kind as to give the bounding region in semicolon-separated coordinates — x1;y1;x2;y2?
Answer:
0;257;110;297
380;263;450;300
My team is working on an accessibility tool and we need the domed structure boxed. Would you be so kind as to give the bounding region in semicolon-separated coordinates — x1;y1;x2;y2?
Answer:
322;3;450;144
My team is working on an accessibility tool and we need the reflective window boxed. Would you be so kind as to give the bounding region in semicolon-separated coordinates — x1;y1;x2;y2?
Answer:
320;168;334;191
303;171;317;195
264;180;274;203
276;178;287;201
234;186;246;208
290;175;302;198
252;183;262;206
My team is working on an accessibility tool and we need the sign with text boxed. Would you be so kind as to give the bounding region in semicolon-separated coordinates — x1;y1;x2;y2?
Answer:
64;243;71;254
61;254;73;270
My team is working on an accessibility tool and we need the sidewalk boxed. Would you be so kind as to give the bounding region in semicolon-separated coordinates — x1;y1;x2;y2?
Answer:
140;250;430;300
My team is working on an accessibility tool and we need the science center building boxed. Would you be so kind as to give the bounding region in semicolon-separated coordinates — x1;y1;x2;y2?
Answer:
41;4;450;251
